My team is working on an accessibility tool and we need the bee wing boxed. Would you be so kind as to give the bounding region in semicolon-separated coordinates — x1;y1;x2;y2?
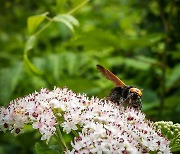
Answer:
96;64;126;87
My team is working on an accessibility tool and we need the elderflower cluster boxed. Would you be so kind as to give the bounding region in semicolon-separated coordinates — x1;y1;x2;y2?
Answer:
0;88;56;142
0;87;171;153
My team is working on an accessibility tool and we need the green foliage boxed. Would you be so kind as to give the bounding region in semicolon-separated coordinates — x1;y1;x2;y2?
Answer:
0;0;180;153
24;35;43;75
35;142;63;154
27;12;49;35
53;14;79;33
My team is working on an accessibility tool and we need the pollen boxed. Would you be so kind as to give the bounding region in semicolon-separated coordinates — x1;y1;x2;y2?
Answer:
15;108;24;114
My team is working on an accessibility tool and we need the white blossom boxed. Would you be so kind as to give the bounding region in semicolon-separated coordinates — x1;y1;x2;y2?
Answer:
0;87;171;153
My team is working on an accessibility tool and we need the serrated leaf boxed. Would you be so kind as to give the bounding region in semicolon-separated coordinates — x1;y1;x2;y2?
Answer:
53;14;79;33
27;12;49;34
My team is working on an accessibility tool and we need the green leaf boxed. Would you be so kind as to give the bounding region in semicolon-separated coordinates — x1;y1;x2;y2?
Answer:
166;64;180;88
27;12;49;35
142;89;159;111
135;56;158;64
24;35;37;54
35;142;63;154
11;62;24;92
124;58;150;70
24;55;42;75
53;14;79;33
119;33;164;50
0;62;24;105
23;35;42;75
106;56;150;70
107;57;150;71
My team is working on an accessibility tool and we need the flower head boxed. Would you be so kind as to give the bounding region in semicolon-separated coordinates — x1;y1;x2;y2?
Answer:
0;87;171;153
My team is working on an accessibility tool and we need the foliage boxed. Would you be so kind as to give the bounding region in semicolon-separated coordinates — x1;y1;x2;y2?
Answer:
0;0;180;153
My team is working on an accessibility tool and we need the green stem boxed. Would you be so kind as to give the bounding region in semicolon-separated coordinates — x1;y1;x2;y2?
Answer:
72;130;78;137
35;20;52;36
157;0;170;119
33;0;90;36
56;125;68;149
67;0;90;15
54;134;61;144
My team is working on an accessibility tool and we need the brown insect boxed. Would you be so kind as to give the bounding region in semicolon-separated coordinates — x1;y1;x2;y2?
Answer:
97;64;142;110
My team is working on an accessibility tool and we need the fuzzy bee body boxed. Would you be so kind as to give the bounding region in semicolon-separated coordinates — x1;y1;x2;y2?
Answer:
97;65;142;110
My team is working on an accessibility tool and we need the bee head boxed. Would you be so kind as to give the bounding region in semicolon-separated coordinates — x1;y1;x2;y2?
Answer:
129;88;142;99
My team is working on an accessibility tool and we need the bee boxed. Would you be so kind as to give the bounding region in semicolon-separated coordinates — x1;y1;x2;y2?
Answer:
97;64;142;110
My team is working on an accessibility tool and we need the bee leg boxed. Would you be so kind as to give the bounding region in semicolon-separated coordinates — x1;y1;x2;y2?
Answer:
120;95;131;108
138;100;142;110
132;100;142;110
123;94;132;104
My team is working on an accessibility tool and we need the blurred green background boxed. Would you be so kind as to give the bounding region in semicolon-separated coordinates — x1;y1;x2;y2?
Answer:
0;0;180;153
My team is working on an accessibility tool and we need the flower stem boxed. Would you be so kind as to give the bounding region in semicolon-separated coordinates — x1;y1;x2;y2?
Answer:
72;130;78;137
56;125;68;149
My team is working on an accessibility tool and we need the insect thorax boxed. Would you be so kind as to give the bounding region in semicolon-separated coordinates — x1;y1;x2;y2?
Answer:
107;86;132;105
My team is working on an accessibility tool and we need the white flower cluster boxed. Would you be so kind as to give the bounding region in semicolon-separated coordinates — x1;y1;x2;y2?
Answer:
0;88;56;142
0;87;171;153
